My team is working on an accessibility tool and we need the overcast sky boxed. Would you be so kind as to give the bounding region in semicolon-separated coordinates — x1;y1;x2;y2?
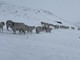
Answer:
2;0;80;23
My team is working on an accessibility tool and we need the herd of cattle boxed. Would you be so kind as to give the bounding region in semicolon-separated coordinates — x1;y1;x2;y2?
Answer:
0;20;53;34
0;20;80;34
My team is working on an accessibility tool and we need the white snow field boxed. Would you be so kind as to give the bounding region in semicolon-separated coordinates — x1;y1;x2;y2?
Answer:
0;1;80;60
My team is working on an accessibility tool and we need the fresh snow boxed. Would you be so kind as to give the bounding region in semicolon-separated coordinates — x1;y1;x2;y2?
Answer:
0;29;80;60
0;1;80;60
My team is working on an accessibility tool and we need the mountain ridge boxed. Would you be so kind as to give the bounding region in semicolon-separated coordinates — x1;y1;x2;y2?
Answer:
0;1;71;26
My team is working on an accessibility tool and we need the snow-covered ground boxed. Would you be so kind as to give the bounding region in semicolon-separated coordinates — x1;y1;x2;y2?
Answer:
0;1;80;60
0;29;80;60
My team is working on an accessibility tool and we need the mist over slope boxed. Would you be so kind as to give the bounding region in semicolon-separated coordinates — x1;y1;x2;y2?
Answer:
0;1;70;26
